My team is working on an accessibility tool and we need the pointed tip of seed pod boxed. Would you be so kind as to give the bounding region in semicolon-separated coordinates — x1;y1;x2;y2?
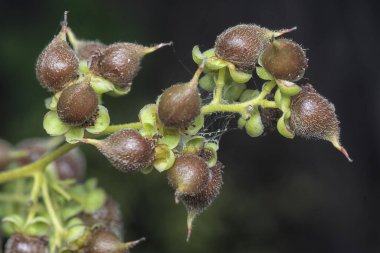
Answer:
143;42;173;54
331;138;353;162
79;138;101;146
122;237;146;250
186;212;197;242
272;26;298;38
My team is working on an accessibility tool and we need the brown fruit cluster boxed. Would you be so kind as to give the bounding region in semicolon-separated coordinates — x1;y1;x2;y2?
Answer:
5;234;48;253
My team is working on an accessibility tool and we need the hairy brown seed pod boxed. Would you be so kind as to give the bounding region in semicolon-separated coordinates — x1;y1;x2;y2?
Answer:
76;41;107;61
83;129;156;173
36;29;79;93
90;43;144;89
290;84;352;161
80;196;124;239
167;154;209;197
180;162;224;241
83;228;144;253
5;234;48;253
260;38;308;81
157;65;203;129
55;148;86;181
215;24;271;71
57;79;98;126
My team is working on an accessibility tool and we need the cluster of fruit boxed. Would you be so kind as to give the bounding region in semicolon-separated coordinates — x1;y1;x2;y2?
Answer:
0;12;352;252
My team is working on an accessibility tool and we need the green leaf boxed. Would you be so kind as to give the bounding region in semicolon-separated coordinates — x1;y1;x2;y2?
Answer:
83;188;106;214
43;111;70;136
86;105;110;134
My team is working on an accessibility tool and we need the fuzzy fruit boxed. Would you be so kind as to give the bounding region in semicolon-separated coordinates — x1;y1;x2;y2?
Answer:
167;154;209;198
55;148;86;181
5;234;48;253
289;84;352;161
260;39;308;81
83;129;156;173
158;64;203;129
57;79;99;126
76;41;107;61
36;25;79;93
180;161;224;241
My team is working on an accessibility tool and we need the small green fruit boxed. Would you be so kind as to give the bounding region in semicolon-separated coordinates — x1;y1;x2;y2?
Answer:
260;39;308;81
57;79;99;126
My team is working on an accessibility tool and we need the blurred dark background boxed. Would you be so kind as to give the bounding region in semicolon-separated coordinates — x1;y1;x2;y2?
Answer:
0;0;379;252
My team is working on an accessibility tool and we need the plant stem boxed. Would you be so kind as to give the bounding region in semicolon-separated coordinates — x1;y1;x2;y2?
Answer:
211;68;226;104
25;172;43;224
42;174;64;247
100;122;143;135
0;193;29;203
0;143;78;184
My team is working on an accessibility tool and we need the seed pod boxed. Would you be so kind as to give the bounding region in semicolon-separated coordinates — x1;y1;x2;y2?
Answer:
260;39;308;81
5;234;48;253
0;139;12;170
55;148;86;181
80;196;124;239
167;154;209;198
16;138;49;165
83;129;156;173
215;24;271;71
83;228;144;253
36;27;79;93
158;65;203;129
57;79;99;126
289;84;352;161
91;42;171;89
76;41;107;61
180;162;224;241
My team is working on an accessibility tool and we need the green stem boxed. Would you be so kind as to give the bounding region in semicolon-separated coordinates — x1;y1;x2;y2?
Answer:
100;122;143;135
0;143;78;184
42;174;64;247
211;68;226;104
0;193;29;203
25;172;43;224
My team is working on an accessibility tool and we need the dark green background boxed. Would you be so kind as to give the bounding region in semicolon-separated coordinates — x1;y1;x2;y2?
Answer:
0;0;379;252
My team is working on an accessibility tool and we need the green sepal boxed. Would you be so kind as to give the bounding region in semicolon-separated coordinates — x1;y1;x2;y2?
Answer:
228;66;252;83
82;188;106;214
62;204;83;221
140;123;158;138
239;89;260;102
277;112;294;139
139;104;158;126
86;105;110;134
262;80;277;93
78;60;90;74
279;93;291;112
237;116;246;129
205;58;227;70
276;79;302;96
192;46;203;65
183;136;205;154
141;166;154;175
2;214;24;232
159;127;181;149
245;110;264;137
199;73;216;92
203;48;216;58
107;86;131;97
65;128;85;144
43;111;70;136
153;144;176;172
183;114;204;135
204;142;219;167
256;67;274;80
224;82;247;101
90;76;114;94
45;92;61;111
24;217;50;237
274;88;282;106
